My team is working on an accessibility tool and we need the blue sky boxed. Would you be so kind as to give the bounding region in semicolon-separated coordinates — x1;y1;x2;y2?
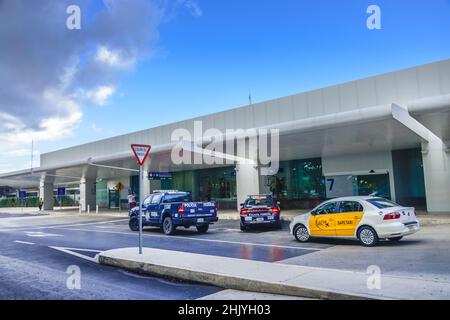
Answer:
2;0;450;171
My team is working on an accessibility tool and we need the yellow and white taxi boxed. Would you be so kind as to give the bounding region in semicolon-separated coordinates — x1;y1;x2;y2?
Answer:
290;196;420;246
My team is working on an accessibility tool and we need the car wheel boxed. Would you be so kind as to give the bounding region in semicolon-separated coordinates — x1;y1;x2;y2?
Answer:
162;216;176;235
358;226;379;247
388;236;403;242
129;217;139;231
196;224;209;234
240;223;248;232
294;224;310;242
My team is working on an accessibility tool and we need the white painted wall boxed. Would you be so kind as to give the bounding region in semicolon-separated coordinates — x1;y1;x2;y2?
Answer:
236;163;260;207
322;151;396;201
421;140;450;212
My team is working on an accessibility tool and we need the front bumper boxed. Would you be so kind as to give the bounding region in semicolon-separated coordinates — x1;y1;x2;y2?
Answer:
376;220;420;238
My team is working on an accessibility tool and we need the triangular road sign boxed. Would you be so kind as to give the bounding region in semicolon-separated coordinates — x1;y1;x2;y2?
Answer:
131;144;151;166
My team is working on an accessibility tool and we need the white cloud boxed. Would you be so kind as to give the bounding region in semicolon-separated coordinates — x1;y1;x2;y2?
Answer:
0;0;196;173
95;46;137;69
182;0;203;17
87;85;116;106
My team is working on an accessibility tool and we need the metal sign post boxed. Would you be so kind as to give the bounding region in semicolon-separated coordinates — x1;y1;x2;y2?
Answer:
131;144;151;255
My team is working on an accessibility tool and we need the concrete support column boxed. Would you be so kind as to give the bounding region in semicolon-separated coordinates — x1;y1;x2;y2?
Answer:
236;162;260;207
142;170;151;196
39;177;54;211
80;178;96;212
421;140;450;212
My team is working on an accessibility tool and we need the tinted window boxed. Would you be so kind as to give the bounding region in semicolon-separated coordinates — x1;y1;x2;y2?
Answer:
367;198;401;209
339;201;363;213
151;194;162;204
245;198;274;207
315;202;338;215
143;196;152;207
163;193;192;203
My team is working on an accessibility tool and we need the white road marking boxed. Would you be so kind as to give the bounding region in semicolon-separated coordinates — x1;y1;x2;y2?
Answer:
0;218;128;233
51;227;324;251
49;246;101;263
24;231;63;238
49;219;129;229
14;240;35;245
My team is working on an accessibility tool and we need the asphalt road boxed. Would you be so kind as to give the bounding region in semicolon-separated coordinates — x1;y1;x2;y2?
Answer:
1;213;449;299
0;214;323;300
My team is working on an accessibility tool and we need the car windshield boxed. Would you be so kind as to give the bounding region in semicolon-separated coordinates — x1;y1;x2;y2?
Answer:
163;193;192;203
367;198;401;209
245;198;273;207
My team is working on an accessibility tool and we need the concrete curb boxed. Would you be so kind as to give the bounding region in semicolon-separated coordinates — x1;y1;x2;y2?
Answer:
98;251;375;300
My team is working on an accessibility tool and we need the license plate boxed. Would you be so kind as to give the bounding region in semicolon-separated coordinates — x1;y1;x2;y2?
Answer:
256;217;264;222
197;218;204;223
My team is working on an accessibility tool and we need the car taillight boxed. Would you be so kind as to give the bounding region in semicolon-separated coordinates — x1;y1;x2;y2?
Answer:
384;212;401;220
240;209;249;215
271;207;280;214
178;205;185;214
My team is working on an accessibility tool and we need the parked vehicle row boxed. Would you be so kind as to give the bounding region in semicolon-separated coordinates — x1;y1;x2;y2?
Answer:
128;191;420;246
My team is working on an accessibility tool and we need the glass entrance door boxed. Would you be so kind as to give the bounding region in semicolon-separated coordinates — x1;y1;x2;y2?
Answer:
355;174;391;199
108;189;120;209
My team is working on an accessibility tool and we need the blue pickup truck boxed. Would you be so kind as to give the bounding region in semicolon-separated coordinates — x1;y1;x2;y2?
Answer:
129;191;218;235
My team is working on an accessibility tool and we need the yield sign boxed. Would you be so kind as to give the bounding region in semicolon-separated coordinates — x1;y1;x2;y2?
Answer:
131;144;151;166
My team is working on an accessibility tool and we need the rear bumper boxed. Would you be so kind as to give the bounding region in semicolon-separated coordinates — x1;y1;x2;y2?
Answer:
240;215;281;226
174;216;218;227
376;220;420;238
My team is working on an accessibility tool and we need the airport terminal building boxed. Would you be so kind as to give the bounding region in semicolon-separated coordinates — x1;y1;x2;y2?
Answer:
1;59;450;213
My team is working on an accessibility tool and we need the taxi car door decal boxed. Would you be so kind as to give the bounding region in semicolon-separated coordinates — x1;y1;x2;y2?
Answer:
334;212;363;236
334;201;364;236
309;215;336;236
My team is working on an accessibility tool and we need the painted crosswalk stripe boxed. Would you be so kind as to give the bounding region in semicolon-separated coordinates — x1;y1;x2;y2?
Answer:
14;240;35;245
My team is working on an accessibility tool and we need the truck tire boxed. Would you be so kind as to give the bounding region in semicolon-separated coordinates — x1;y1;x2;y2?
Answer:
196;224;209;234
240;223;248;232
129;217;139;231
162;216;176;235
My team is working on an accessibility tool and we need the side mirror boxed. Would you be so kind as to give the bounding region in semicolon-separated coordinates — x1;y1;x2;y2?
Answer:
311;210;317;216
240;203;244;207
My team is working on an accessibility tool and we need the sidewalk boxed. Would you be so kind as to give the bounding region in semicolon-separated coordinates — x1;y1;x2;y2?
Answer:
98;247;450;300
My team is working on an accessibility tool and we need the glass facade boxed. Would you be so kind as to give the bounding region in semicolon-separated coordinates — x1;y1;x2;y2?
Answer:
197;167;237;202
354;174;391;199
264;158;326;200
166;167;237;203
96;179;108;208
392;148;427;209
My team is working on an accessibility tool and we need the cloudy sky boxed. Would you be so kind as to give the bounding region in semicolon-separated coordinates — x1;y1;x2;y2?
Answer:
1;0;450;173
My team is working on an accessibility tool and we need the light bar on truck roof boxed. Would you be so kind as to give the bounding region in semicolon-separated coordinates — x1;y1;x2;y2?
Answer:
248;194;273;199
152;190;181;194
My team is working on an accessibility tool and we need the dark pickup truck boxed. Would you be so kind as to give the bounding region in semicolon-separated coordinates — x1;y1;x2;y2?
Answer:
129;191;218;235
